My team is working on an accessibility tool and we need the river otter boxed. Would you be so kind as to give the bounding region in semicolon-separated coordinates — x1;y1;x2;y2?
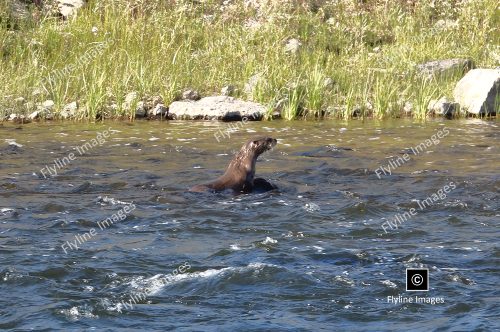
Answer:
190;137;277;193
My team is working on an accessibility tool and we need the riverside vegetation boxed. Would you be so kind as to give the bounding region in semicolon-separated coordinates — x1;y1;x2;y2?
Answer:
0;0;498;121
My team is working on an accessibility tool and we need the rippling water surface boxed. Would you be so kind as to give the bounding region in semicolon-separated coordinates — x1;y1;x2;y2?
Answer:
0;119;498;331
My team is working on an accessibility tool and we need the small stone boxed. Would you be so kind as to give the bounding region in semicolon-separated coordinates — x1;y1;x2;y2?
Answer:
107;103;118;112
60;110;74;120
32;88;43;97
63;101;78;112
8;113;20;121
14;97;26;104
428;97;458;117
144;95;164;110
149;103;168;117
285;38;302;54
403;101;413;114
135;101;147;118
57;0;85;18
41;100;55;111
8;113;28;123
29;110;41;120
181;89;200;101
221;85;236;96
123;92;139;110
323;77;335;89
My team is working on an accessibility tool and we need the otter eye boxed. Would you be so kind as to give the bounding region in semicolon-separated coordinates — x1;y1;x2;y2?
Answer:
252;140;259;146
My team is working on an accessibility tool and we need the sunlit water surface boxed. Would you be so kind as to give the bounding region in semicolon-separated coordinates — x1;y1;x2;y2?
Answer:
0;119;498;331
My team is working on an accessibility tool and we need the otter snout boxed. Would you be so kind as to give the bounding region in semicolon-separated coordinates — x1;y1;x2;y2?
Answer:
250;136;277;155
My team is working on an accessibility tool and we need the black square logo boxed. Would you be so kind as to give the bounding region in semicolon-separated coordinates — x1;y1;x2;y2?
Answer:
406;268;429;291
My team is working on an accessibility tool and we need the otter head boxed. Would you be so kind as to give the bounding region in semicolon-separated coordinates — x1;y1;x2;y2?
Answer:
245;137;277;157
225;137;277;185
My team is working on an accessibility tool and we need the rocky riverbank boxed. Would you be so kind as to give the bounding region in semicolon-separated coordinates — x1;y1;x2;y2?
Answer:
1;0;499;121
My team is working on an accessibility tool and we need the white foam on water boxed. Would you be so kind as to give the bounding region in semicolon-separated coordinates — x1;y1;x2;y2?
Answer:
60;306;97;320
262;237;278;244
126;263;277;296
380;280;397;288
5;139;23;147
230;244;241;250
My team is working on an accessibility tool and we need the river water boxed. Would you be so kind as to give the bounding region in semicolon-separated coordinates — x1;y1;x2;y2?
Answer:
0;119;498;331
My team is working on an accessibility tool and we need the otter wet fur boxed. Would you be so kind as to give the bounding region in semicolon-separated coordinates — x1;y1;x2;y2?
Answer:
190;137;277;193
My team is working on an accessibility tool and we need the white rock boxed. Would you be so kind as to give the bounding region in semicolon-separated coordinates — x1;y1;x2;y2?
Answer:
168;96;265;121
29;110;41;120
32;88;43;97
63;101;78;112
57;0;85;18
14;97;26;104
285;38;301;54
453;68;500;115
403;101;413;114
8;113;20;121
41;100;55;110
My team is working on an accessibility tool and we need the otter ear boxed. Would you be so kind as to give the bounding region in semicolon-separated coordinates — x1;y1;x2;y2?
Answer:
251;140;259;146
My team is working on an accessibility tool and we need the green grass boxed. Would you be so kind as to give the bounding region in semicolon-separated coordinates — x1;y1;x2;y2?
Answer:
0;0;498;121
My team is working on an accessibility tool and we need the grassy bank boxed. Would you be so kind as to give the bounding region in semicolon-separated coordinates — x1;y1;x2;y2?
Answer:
0;0;498;121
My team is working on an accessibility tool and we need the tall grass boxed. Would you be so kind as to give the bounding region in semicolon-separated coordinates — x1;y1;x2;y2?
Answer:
0;0;498;121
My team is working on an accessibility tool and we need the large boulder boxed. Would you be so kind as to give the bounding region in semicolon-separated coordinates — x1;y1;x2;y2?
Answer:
168;96;266;121
453;69;500;115
416;58;474;78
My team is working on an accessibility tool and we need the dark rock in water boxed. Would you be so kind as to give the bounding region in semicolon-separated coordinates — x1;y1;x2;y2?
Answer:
296;145;353;158
1;140;23;155
453;68;500;115
417;58;474;78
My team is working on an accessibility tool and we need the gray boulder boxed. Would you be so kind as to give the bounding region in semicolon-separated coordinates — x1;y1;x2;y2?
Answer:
168;96;266;121
417;59;474;78
428;97;458;117
453;68;500;115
